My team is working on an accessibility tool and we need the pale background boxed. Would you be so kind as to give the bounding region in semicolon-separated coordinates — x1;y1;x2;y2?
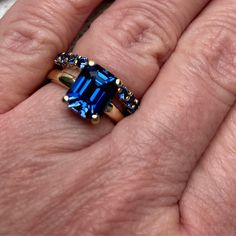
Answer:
0;0;16;18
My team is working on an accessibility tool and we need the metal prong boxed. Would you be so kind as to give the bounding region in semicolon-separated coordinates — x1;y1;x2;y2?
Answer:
125;96;130;101
91;114;101;125
128;91;133;96
134;99;139;104
63;95;69;102
74;58;78;66
117;88;123;93
89;60;95;66
115;79;123;87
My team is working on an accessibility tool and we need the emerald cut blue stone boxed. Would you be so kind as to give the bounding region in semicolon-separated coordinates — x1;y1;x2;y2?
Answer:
65;64;117;119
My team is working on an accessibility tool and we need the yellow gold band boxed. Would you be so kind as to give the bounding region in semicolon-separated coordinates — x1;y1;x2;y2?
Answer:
48;69;124;123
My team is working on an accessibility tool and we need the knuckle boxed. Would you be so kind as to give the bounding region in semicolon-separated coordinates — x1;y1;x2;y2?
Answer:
90;0;179;60
2;26;48;56
181;15;236;96
0;2;66;56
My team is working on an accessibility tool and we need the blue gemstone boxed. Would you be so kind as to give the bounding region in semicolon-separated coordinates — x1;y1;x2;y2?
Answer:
67;54;76;65
66;64;117;119
117;87;129;101
126;97;136;110
55;53;67;65
77;57;89;69
117;87;138;113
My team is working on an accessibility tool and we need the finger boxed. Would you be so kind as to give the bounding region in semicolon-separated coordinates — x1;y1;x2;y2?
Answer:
2;83;114;155
178;0;236;229
180;105;236;236
32;0;209;150
0;0;101;113
179;1;236;233
113;0;236;208
74;0;210;96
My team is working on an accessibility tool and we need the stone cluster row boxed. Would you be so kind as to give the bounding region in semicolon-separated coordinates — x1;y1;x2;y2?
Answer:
55;52;89;69
117;86;139;114
54;52;139;116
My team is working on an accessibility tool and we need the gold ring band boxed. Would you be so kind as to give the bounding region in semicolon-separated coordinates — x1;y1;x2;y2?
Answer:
48;69;124;123
48;52;139;124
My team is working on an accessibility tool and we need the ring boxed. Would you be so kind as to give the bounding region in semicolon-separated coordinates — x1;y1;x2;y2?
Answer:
48;52;139;124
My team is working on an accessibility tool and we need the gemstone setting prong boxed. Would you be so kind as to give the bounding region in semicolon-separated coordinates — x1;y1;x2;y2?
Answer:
88;60;95;66
63;95;69;102
91;114;101;124
115;79;122;87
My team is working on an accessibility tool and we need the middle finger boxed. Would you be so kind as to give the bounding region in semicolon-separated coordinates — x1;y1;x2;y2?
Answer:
121;0;236;209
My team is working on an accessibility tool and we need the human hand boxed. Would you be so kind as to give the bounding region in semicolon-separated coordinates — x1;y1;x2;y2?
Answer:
1;0;236;235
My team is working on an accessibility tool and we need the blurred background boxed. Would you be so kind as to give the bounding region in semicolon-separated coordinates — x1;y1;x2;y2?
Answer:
0;0;16;18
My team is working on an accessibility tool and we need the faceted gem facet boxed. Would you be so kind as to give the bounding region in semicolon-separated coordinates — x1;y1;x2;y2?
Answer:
77;57;89;69
117;86;129;101
67;54;77;65
65;64;117;119
55;52;67;65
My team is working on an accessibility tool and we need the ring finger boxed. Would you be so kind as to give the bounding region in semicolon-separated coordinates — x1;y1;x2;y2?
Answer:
23;0;211;152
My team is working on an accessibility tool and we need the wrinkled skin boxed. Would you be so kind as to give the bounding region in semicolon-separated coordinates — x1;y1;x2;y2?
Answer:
1;0;236;235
